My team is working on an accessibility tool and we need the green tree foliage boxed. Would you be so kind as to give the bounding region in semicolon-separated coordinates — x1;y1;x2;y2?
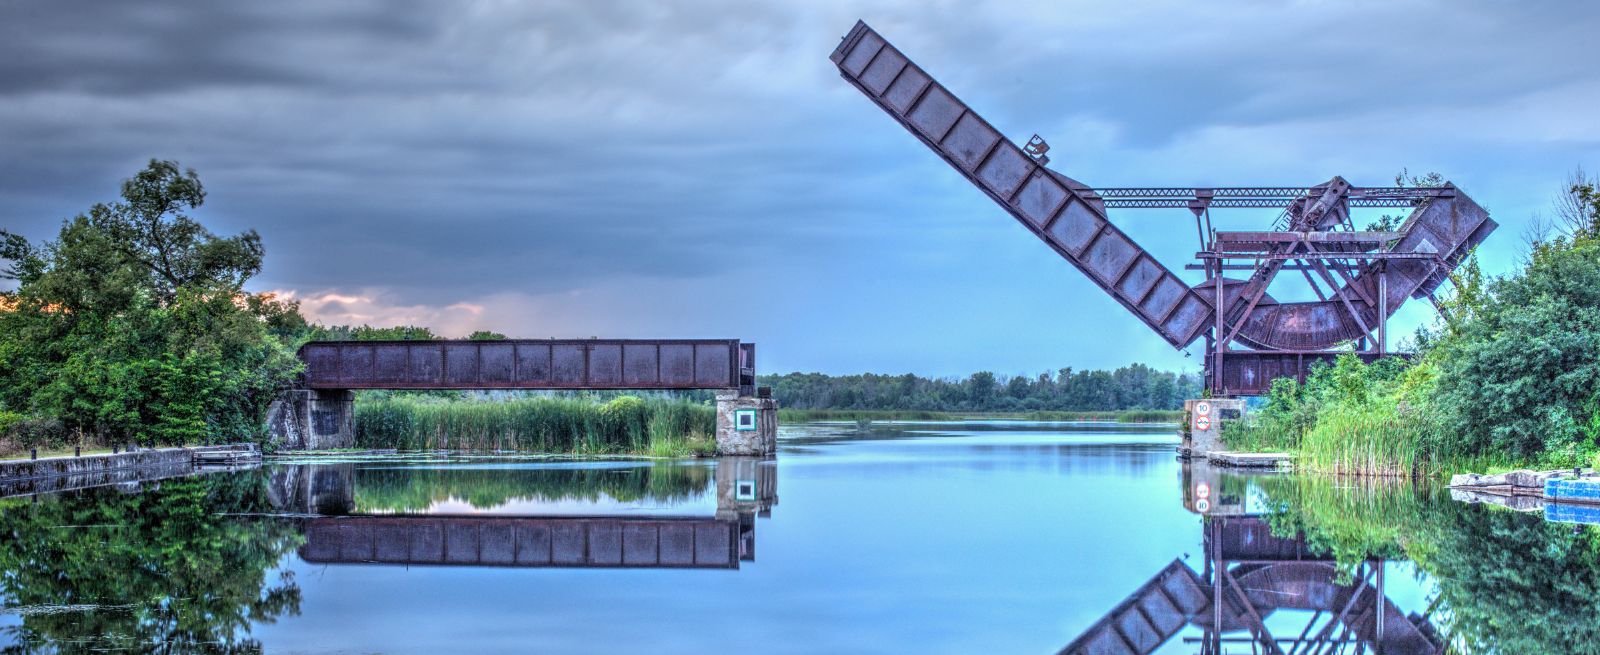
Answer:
0;160;301;447
1429;222;1600;465
761;364;1199;412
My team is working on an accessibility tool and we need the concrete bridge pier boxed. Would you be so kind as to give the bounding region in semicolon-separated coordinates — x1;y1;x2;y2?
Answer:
714;389;777;456
266;388;355;451
1178;397;1247;458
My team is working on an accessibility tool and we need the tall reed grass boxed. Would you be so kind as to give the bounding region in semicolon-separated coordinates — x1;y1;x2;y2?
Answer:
1224;402;1439;477
354;395;714;454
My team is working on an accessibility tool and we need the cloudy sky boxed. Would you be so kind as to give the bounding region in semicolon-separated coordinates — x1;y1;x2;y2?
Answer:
3;0;1597;377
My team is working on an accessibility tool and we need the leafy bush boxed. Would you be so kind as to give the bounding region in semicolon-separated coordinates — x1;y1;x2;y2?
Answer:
1;415;68;450
1428;235;1600;465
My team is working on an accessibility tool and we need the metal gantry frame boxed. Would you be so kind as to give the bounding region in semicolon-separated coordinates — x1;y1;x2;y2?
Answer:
1197;231;1447;395
831;19;1495;397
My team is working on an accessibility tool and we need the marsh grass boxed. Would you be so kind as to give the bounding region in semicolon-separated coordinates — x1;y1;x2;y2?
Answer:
354;395;714;454
1296;407;1426;476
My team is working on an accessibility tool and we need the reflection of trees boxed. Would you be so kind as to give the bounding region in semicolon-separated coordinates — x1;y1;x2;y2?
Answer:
1413;502;1600;653
0;471;303;653
352;463;714;513
1261;476;1600;653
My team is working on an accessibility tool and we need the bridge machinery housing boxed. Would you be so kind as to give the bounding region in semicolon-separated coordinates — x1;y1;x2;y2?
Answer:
829;20;1494;398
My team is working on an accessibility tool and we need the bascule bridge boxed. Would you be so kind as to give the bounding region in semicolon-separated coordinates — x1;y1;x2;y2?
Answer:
829;21;1494;399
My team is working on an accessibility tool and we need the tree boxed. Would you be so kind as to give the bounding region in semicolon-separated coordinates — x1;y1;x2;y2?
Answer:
0;160;301;446
1429;233;1600;463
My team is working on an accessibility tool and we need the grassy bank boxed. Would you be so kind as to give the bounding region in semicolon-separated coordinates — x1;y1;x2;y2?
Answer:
1221;354;1528;477
354;395;716;456
778;408;1183;423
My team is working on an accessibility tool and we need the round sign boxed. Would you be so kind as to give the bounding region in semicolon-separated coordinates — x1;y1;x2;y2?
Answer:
1195;482;1211;499
1195;416;1212;431
1195;401;1212;416
1196;499;1211;513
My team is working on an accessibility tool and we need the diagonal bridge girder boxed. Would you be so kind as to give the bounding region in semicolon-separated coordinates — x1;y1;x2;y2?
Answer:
830;20;1496;355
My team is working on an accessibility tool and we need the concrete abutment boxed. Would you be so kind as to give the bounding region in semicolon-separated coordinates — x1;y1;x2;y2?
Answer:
266;388;355;451
1178;397;1247;458
714;389;778;456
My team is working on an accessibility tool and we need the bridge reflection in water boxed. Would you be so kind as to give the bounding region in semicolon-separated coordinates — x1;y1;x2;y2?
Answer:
268;457;775;570
1060;461;1442;655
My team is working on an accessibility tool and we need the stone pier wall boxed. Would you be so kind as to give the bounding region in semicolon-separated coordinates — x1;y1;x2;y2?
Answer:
0;444;259;496
714;390;778;456
1179;398;1247;457
267;388;355;451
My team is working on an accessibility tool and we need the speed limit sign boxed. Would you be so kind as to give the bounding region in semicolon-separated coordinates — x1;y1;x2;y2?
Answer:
1195;401;1212;416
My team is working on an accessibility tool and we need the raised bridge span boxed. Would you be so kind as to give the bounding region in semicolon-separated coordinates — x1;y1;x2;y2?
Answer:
267;339;775;454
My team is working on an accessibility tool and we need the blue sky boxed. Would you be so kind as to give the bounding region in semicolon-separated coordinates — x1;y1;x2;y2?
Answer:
2;1;1597;377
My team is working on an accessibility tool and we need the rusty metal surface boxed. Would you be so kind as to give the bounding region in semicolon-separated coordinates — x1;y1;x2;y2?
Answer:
832;19;1496;395
299;515;740;569
1095;186;1450;208
298;339;754;393
830;21;1212;349
1205;351;1392;396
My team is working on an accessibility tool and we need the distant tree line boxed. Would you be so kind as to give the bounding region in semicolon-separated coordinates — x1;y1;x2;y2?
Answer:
760;364;1201;412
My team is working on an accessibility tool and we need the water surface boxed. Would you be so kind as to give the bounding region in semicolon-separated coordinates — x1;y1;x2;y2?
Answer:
1;420;1596;653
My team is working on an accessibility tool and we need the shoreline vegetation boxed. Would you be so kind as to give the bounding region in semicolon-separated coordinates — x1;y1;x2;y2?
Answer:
1224;171;1600;478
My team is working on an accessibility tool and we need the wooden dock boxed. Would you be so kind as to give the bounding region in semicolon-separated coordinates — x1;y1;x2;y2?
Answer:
1205;451;1292;469
192;445;262;467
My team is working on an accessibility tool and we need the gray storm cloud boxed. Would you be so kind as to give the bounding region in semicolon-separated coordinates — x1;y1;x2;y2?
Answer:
3;0;1598;375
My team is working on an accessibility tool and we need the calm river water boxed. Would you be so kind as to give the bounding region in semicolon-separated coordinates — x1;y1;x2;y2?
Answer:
1;421;1595;653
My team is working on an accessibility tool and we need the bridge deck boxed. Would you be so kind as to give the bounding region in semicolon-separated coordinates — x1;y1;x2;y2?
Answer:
299;339;755;393
299;515;743;569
